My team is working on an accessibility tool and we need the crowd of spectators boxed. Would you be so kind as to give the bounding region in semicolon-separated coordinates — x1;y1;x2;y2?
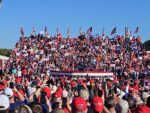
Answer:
0;31;150;113
4;32;150;78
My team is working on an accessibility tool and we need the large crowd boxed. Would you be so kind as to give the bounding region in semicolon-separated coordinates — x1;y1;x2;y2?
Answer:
0;31;150;113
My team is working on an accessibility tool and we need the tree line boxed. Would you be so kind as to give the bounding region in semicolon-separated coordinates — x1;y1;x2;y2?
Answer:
143;40;150;52
0;48;12;57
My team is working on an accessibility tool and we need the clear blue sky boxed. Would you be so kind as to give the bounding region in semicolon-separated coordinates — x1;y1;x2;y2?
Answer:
0;0;150;48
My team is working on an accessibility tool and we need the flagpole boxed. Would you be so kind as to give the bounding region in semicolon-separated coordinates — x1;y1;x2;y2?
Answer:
67;27;70;38
125;27;129;38
20;27;25;37
32;27;35;36
79;27;82;35
125;27;126;38
102;27;105;37
56;27;59;35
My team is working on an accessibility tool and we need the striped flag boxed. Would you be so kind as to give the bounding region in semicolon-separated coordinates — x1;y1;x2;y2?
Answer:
102;27;105;37
32;27;35;35
137;36;141;42
67;27;70;37
134;27;139;33
125;27;130;38
79;27;82;35
56;27;59;35
44;26;48;35
20;27;24;36
111;27;116;35
87;27;92;35
56;28;62;39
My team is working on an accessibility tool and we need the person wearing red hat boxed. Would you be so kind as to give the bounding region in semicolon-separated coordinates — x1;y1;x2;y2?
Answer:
71;81;76;88
15;77;22;84
129;88;139;101
31;83;51;113
92;96;104;113
134;104;150;113
42;86;51;99
72;97;87;113
0;80;8;94
53;91;62;102
131;80;140;91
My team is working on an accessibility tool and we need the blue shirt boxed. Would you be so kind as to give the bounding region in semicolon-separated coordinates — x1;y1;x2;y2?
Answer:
9;99;28;113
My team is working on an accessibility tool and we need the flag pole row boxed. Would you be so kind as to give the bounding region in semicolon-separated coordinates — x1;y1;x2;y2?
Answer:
20;26;140;38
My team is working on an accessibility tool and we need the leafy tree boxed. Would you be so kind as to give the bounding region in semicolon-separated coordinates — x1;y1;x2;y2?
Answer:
0;48;12;57
143;40;150;51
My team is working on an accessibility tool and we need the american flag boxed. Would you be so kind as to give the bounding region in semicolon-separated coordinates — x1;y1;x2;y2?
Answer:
87;27;92;35
111;27;116;35
20;27;24;36
134;27;139;33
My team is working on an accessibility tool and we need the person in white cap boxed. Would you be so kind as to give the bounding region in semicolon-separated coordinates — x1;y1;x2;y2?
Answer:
4;87;27;113
4;87;13;98
0;94;10;113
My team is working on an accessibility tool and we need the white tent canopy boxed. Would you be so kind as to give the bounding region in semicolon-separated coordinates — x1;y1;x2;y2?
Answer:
0;55;9;69
0;55;9;60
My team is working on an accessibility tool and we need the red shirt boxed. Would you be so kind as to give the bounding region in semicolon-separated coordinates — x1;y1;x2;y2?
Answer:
134;105;150;113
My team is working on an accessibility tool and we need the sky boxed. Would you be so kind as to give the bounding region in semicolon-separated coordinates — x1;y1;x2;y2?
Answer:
0;0;150;48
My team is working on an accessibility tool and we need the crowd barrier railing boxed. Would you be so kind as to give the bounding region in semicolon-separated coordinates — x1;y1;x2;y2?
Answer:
50;71;114;78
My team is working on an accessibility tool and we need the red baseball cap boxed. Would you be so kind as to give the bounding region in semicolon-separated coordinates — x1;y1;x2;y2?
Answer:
54;91;62;98
73;97;87;113
92;96;104;112
129;88;138;94
71;81;76;87
42;87;51;99
15;77;22;84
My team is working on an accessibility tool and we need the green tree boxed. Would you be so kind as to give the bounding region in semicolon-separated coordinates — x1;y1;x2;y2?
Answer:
0;48;12;57
143;40;150;51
